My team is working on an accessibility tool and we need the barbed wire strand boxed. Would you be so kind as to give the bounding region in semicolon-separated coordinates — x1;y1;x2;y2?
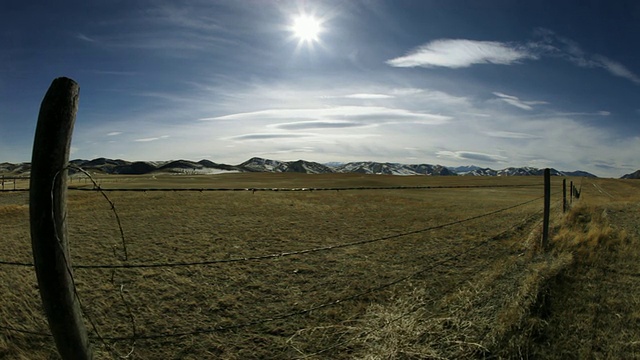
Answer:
48;168;132;359
1;183;543;193
0;194;549;269
101;208;544;342
314;196;569;359
0;193;560;344
290;209;546;359
69;166;128;261
76;194;544;270
69;184;542;192
0;324;51;337
116;284;137;359
0;260;33;266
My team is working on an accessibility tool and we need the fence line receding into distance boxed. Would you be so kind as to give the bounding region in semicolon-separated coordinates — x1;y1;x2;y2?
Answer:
0;77;580;359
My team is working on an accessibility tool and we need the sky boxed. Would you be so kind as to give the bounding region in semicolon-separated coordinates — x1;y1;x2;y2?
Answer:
1;0;640;177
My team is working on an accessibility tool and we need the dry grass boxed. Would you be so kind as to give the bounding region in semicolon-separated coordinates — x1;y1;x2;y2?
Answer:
1;174;638;359
328;178;640;359
530;186;640;359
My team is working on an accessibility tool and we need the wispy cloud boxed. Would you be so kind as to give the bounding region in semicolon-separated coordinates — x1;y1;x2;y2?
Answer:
492;92;548;111
202;106;451;125
227;133;314;141
532;28;640;85
485;131;540;139
436;150;508;163
391;88;424;96
387;39;534;68
106;131;122;136
343;93;394;99
273;120;365;130
134;135;169;142
592;55;640;84
527;110;612;118
76;33;96;42
389;30;640;86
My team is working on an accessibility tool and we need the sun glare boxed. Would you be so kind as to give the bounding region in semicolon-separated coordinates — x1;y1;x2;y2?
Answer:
291;15;322;43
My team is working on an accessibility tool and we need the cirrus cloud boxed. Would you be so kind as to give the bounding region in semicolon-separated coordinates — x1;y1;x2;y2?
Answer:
227;133;314;141
436;150;508;163
492;92;548;111
387;39;535;68
273;120;365;130
201;106;451;125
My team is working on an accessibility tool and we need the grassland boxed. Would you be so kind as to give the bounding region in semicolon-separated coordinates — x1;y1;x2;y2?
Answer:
1;173;639;359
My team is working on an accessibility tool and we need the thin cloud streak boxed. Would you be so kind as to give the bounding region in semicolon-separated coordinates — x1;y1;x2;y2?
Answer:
436;150;508;163
593;55;640;84
485;131;540;139
344;93;394;99
388;30;640;86
228;133;315;141
273;120;366;130
76;33;96;42
492;92;548;111
134;135;169;142
387;39;535;68
532;28;640;85
203;106;451;125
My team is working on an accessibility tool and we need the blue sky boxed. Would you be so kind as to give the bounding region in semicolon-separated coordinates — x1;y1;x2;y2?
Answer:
1;0;639;177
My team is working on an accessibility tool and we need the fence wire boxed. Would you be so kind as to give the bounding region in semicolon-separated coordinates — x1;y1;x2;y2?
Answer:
0;180;565;353
100;208;544;341
1;183;542;193
0;194;544;269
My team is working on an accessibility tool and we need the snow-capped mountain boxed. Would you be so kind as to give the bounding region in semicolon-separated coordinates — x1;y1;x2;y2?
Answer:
0;157;598;178
239;157;334;174
459;166;596;177
238;157;284;172
335;162;453;176
448;165;482;173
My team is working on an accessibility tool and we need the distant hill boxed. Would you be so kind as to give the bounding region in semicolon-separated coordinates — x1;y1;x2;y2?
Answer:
564;170;598;178
336;162;453;175
621;170;640;179
448;165;482;173
460;166;597;178
238;157;335;174
0;157;598;178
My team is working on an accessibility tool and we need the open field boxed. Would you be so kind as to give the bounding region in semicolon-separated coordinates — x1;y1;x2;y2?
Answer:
1;173;639;359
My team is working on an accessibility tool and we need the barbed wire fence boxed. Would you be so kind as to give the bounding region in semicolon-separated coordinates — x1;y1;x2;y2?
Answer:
0;78;588;359
0;167;570;359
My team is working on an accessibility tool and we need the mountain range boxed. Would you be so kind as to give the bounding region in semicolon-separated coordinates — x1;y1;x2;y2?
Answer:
0;157;603;178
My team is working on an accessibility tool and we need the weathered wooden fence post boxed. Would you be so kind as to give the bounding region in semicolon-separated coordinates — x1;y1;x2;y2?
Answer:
562;178;566;213
542;168;551;250
30;77;93;359
570;181;573;205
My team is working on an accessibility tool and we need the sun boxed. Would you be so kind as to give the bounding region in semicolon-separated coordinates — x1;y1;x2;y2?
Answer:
291;15;322;43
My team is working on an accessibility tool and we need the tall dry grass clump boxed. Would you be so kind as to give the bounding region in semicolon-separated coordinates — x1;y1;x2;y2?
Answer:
351;201;635;359
551;203;628;264
532;201;640;359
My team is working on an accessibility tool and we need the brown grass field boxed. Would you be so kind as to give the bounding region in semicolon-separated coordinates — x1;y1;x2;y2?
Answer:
1;173;639;359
